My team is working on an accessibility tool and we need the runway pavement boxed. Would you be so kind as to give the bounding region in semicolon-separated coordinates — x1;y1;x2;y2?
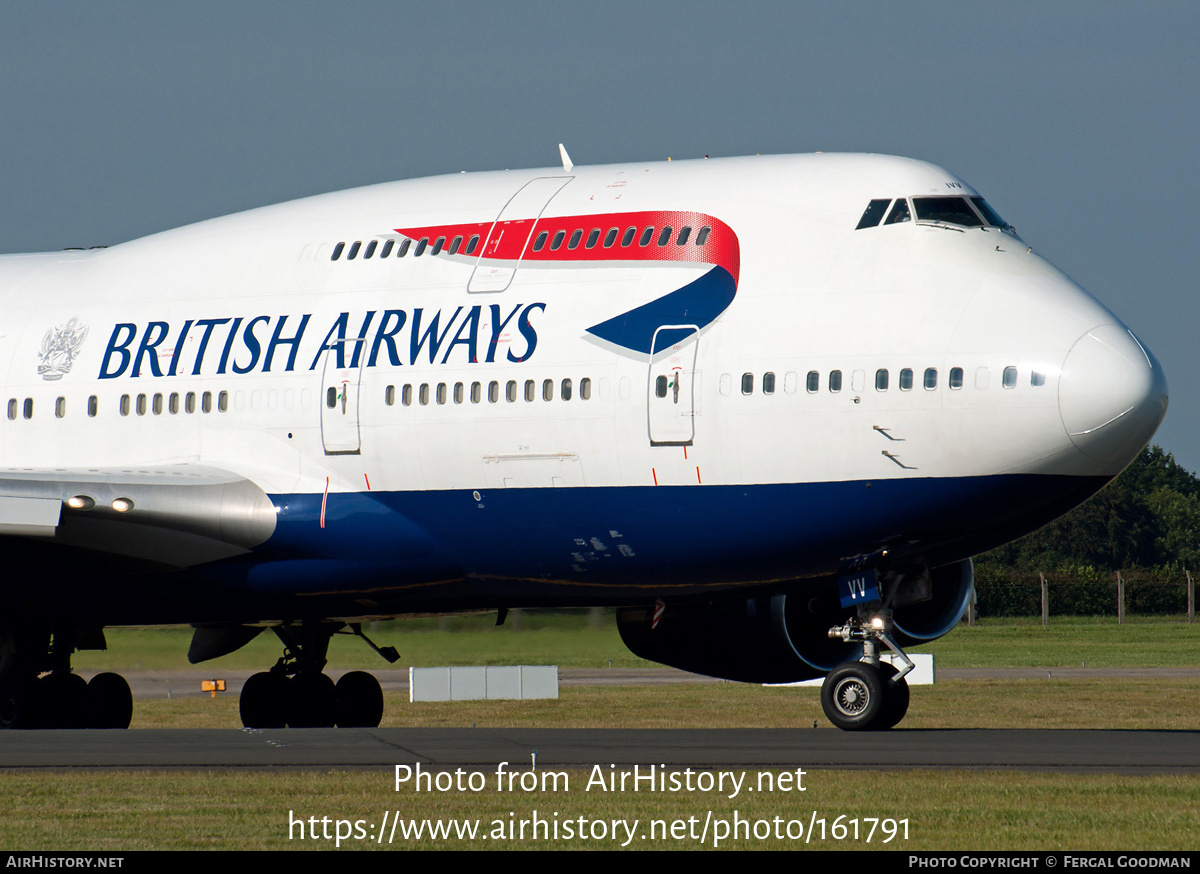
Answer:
0;726;1196;772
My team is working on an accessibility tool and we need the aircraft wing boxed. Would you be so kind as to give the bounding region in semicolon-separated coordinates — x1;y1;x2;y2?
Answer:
0;465;276;568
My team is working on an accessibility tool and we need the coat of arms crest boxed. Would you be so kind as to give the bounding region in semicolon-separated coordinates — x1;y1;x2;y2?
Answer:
37;318;89;381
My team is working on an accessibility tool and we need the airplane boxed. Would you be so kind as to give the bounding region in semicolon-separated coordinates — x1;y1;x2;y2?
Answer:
0;148;1166;731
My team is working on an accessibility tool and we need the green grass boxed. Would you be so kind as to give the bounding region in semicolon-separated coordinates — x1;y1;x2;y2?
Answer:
0;768;1195;850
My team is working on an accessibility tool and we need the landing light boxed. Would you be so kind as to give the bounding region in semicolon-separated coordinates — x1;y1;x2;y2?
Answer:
66;495;95;510
111;498;134;513
871;617;884;629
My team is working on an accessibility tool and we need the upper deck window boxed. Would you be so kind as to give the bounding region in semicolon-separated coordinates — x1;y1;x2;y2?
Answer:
913;197;983;228
856;199;891;230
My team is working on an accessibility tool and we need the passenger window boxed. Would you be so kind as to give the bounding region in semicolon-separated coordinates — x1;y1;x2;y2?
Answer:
331;242;345;261
364;240;378;259
348;241;361;260
856;199;891;230
488;381;499;403
677;227;691;245
829;370;842;392
385;385;395;406
414;238;428;256
899;368;913;391
949;367;964;389
465;235;480;255
621;227;636;247
431;237;446;255
551;230;565;250
924;368;937;390
471;382;481;403
603;228;618;248
542;379;553;401
380;240;394;258
1031;371;1046;387
741;373;754;395
568;230;583;249
875;369;889;391
884;200;911;225
219;391;230;412
533;231;549;251
506;380;517;402
152;393;163;415
169;392;180;414
136;394;146;416
397;238;412;257
419;384;430;405
763;372;776;395
87;395;98;417
55;397;65;418
561;378;572;400
584;229;600;249
696;226;711;245
580;378;591;400
185;392;196;413
639;227;654;247
453;382;464;404
7;398;16;420
657;227;673;246
402;384;413;406
807;371;819;393
1003;366;1018;389
202;391;212;413
436;383;447;404
21;398;31;419
524;380;536;402
449;235;463;255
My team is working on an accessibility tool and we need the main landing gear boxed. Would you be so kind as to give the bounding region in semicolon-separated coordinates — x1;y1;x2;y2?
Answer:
820;610;913;731
0;630;132;729
239;623;396;729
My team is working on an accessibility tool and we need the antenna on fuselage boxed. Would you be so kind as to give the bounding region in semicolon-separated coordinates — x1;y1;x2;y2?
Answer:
558;143;574;172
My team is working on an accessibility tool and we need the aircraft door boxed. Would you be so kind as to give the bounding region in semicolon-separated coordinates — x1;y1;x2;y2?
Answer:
647;325;699;446
320;341;363;455
468;176;572;293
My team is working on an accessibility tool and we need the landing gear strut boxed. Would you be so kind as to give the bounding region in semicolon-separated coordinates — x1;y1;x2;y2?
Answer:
821;610;913;731
238;622;391;729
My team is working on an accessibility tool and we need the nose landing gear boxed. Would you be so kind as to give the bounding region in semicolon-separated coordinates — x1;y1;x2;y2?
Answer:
821;611;913;731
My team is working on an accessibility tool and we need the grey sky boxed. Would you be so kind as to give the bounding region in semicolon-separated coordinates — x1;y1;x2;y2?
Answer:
1;2;1196;468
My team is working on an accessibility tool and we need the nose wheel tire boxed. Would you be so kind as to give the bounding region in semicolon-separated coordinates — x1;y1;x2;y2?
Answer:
821;660;914;731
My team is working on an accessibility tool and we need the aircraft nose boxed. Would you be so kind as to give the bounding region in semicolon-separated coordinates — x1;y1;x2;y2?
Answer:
1058;324;1168;467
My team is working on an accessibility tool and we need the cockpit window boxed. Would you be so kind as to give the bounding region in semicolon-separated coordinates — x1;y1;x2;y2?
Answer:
912;197;983;227
883;199;911;225
970;197;1008;228
856;199;891;230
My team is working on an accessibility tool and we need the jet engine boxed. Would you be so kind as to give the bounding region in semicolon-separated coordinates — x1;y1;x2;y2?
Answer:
616;559;974;683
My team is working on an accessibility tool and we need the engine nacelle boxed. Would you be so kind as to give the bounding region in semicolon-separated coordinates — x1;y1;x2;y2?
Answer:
616;559;974;683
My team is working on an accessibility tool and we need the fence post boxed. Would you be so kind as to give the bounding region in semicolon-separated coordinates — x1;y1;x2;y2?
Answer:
1117;571;1125;625
967;582;976;626
1040;573;1048;627
1188;570;1195;624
